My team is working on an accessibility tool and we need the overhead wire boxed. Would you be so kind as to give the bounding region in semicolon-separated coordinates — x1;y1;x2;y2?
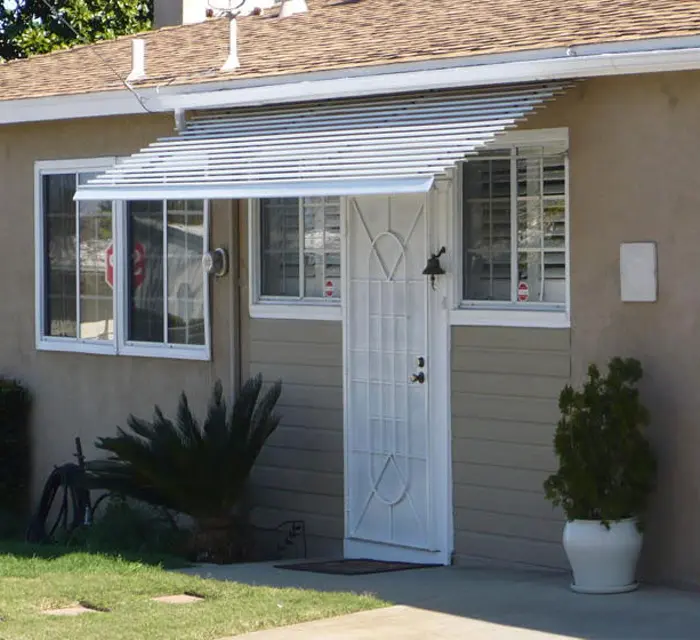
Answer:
38;0;153;113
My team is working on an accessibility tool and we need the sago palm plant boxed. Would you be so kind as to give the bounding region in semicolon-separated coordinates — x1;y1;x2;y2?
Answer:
86;375;282;562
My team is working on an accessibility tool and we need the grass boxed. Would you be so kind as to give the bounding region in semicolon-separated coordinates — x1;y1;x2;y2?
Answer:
0;543;386;640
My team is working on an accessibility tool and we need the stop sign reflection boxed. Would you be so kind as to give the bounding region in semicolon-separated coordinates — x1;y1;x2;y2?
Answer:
105;242;146;289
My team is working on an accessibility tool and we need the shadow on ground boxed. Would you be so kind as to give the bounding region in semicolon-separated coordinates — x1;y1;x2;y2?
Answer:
182;560;700;639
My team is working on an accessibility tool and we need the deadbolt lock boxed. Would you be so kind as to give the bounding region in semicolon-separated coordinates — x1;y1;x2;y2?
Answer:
417;356;425;368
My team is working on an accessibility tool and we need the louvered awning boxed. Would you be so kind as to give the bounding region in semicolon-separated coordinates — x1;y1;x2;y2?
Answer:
74;83;568;201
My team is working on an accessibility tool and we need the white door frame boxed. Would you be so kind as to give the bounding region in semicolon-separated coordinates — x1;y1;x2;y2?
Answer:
341;179;453;565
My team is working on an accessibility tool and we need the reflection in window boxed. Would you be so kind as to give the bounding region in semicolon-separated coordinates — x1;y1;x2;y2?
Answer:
462;145;567;305
260;196;341;301
44;174;77;337
167;201;205;345
43;172;114;340
78;173;114;341
127;200;206;346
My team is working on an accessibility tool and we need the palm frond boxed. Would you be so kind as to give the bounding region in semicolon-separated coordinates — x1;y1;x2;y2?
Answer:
88;376;283;522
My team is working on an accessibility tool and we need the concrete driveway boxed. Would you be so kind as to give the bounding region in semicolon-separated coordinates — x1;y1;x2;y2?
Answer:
183;560;700;639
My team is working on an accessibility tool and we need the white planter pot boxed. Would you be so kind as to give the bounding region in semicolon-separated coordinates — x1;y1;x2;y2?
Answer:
563;518;643;594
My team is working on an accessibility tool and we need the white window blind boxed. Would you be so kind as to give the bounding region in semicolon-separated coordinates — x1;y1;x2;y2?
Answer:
463;144;567;306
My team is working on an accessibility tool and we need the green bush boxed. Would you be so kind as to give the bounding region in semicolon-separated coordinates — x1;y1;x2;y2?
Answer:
544;357;657;528
86;375;282;562
66;497;188;557
0;378;32;529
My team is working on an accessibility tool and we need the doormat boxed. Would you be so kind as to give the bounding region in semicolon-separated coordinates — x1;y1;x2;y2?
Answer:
275;558;440;575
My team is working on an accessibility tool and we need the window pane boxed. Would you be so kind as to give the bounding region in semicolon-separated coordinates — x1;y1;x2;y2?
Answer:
128;201;164;343
167;201;205;345
544;198;566;249
463;159;511;301
517;200;543;250
304;252;323;297
260;198;300;297
44;174;77;337
517;251;566;304
78;173;113;341
302;196;342;300
325;252;341;299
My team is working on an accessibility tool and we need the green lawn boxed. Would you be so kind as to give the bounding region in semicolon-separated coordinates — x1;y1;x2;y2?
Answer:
0;544;385;640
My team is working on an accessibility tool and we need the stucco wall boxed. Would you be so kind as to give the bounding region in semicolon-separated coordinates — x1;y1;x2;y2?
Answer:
0;114;236;499
524;71;700;587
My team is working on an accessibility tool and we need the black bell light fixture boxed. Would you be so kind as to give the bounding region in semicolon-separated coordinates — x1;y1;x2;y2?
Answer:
423;247;446;289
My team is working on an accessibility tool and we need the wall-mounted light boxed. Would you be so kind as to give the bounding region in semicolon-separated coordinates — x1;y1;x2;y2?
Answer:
422;247;446;290
202;248;229;278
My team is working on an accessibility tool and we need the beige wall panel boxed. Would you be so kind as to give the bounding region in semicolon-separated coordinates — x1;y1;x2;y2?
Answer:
452;348;571;377
0;115;236;501
452;439;558;472
454;508;563;544
453;484;564;521
454;468;553;495
451;327;570;568
452;392;562;424
238;206;345;556
454;531;567;569
452;417;558;447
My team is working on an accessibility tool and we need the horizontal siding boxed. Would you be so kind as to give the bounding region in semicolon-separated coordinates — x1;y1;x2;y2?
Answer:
247;319;344;556
452;326;571;569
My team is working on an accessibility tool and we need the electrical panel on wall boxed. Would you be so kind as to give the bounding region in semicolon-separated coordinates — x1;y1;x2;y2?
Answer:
620;242;657;303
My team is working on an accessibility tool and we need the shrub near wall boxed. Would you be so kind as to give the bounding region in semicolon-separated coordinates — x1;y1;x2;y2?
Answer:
0;379;32;533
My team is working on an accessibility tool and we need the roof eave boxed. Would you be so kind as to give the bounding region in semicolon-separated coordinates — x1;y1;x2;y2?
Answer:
4;33;700;125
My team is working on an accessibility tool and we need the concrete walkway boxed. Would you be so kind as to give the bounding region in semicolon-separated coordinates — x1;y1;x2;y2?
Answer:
182;560;700;639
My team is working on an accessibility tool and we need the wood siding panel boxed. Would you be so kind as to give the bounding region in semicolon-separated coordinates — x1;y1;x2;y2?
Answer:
246;319;344;556
454;531;567;569
451;326;570;569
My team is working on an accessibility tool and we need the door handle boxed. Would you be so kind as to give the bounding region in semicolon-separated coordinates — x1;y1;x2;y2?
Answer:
411;372;425;384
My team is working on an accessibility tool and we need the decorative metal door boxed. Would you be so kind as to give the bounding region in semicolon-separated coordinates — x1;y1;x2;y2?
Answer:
345;193;437;560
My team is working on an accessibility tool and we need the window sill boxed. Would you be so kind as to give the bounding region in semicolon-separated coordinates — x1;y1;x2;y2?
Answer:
250;302;342;322
37;339;211;361
450;307;570;329
37;339;116;356
120;344;211;361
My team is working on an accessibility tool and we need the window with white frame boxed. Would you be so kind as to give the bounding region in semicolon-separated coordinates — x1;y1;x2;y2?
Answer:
36;161;210;359
256;196;341;303
462;141;568;309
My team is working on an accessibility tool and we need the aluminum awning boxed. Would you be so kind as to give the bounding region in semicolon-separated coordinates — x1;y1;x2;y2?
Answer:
74;83;568;201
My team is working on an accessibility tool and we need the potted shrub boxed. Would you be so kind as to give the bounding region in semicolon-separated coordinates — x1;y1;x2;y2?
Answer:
544;357;657;594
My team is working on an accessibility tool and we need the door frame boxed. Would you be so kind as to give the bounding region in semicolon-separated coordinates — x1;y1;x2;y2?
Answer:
340;180;454;565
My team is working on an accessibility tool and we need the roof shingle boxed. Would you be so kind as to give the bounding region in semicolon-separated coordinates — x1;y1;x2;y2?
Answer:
3;0;700;102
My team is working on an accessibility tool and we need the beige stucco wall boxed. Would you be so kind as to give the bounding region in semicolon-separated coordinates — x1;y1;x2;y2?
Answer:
523;71;700;587
0;114;237;499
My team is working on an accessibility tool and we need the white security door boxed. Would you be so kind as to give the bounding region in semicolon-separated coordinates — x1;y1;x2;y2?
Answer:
344;193;450;564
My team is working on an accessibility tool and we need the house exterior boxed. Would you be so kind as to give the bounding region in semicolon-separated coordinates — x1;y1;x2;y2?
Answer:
3;0;700;586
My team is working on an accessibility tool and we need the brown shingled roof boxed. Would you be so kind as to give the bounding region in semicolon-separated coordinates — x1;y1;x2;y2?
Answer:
2;0;700;102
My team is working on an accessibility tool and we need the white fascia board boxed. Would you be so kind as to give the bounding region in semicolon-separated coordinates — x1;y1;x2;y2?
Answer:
0;88;164;125
73;177;435;201
155;45;700;112
5;34;700;124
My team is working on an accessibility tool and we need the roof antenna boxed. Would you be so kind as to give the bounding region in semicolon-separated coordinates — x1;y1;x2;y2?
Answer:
209;1;246;71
